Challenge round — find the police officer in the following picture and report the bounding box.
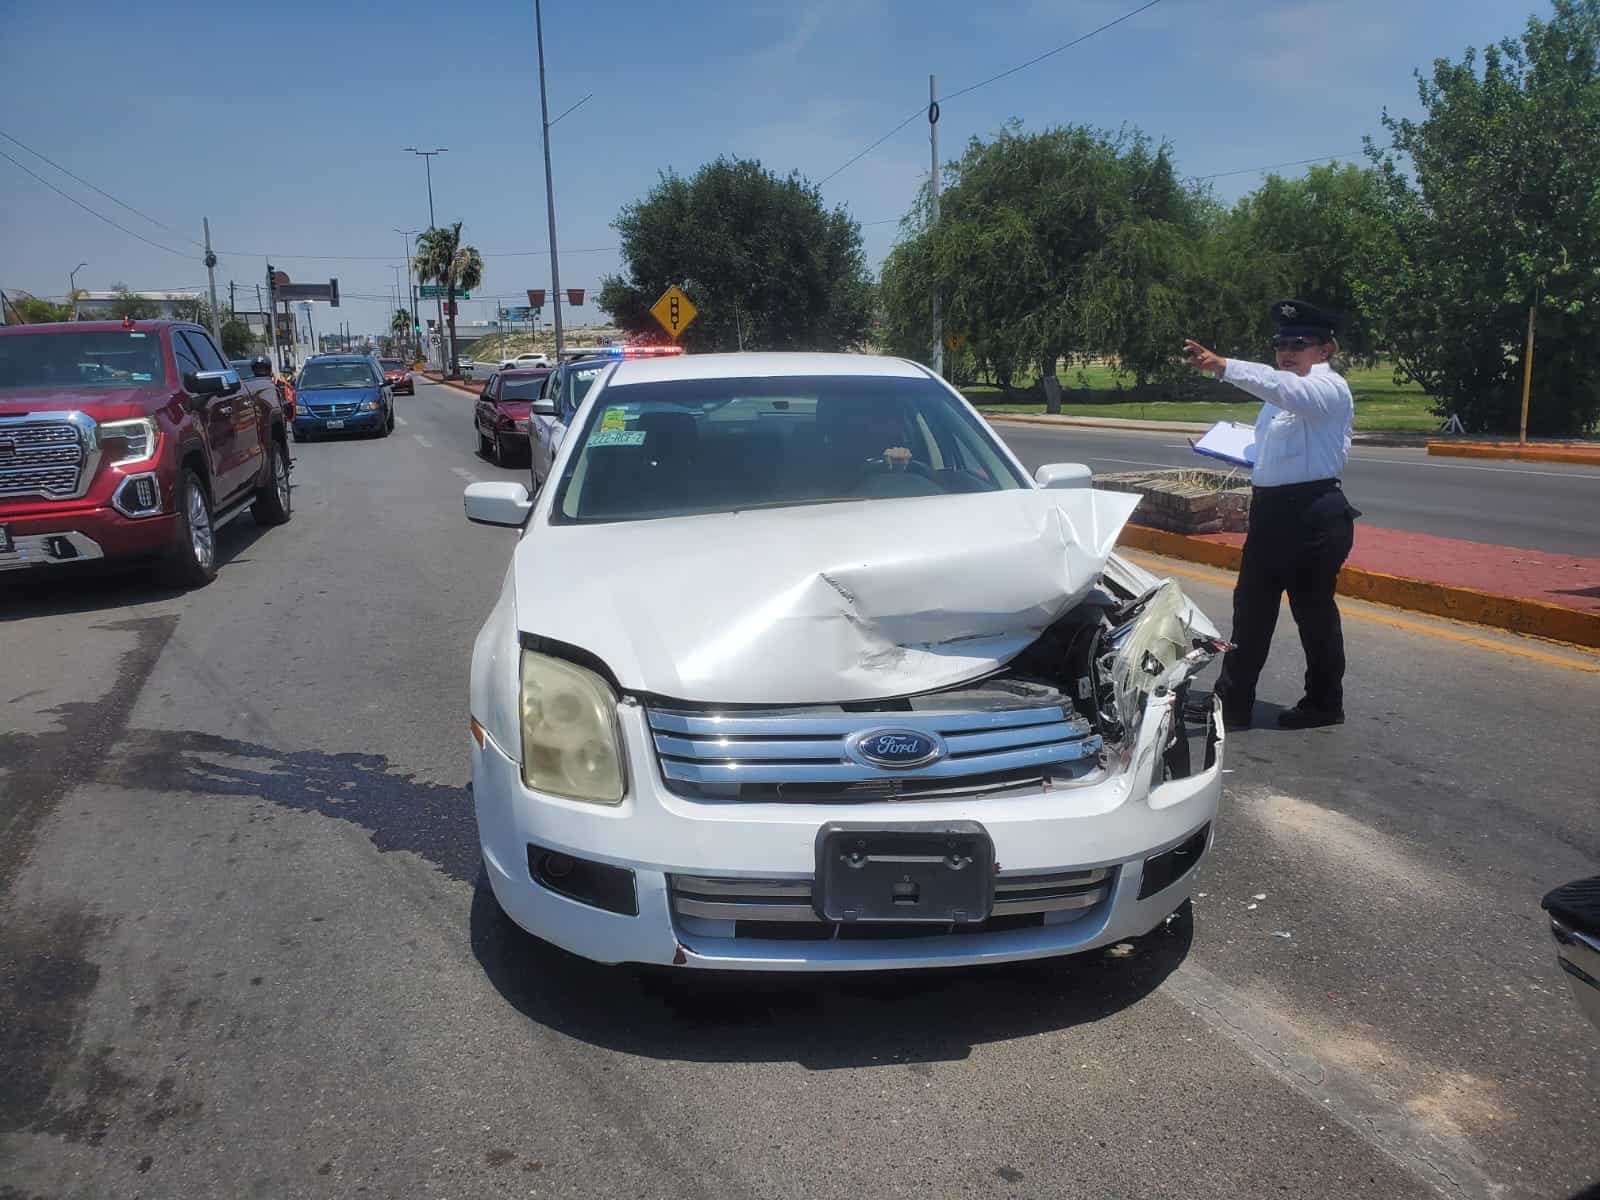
[1183,300,1360,730]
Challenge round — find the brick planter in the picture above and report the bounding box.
[1094,469,1252,535]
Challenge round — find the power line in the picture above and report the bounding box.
[817,0,1168,186]
[1190,152,1365,181]
[0,148,192,258]
[0,128,194,239]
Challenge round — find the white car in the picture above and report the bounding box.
[499,352,550,371]
[463,352,1225,972]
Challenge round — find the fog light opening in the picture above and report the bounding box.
[527,844,637,916]
[1138,823,1211,900]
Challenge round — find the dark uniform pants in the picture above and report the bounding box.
[1216,479,1358,716]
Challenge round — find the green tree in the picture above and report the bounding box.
[12,294,74,323]
[389,308,411,350]
[1220,164,1391,363]
[598,157,873,352]
[879,124,1203,407]
[415,222,484,378]
[108,284,157,321]
[1363,0,1600,435]
[220,318,254,358]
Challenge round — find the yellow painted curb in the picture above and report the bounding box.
[1427,441,1600,466]
[422,373,479,395]
[1115,524,1600,649]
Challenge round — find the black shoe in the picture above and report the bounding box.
[1277,703,1345,730]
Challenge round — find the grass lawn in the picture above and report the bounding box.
[965,362,1440,433]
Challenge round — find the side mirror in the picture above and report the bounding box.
[464,481,533,527]
[189,368,241,398]
[1035,462,1093,490]
[531,400,557,417]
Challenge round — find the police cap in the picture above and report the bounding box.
[1271,298,1338,341]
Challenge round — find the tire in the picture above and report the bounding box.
[478,429,493,459]
[165,468,218,588]
[386,406,396,433]
[252,438,292,527]
[492,431,507,467]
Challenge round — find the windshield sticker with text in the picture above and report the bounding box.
[589,429,646,447]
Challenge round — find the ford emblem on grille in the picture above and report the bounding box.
[847,728,946,770]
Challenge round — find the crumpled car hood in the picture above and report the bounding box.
[514,487,1143,705]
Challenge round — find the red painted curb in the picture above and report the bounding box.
[1116,524,1600,649]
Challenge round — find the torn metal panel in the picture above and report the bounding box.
[515,488,1143,704]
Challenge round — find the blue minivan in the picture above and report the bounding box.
[292,355,394,440]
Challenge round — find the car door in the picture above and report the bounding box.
[476,374,498,444]
[174,330,249,502]
[532,369,563,484]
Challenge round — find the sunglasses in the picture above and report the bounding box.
[1272,336,1326,352]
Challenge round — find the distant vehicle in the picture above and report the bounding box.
[461,351,1225,972]
[0,320,292,585]
[475,367,552,467]
[529,346,685,487]
[378,357,415,395]
[292,355,394,441]
[500,352,550,371]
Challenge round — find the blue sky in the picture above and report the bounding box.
[1,0,1532,337]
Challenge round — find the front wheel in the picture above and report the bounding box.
[165,468,218,588]
[252,438,292,526]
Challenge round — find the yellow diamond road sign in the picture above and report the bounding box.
[650,285,697,340]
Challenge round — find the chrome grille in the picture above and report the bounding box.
[0,417,89,499]
[669,867,1115,932]
[647,700,1103,802]
[302,401,361,418]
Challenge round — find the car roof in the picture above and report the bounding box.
[498,367,550,378]
[607,352,926,386]
[307,354,371,363]
[0,319,203,337]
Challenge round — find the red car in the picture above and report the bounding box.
[474,367,551,467]
[378,357,415,395]
[0,320,292,586]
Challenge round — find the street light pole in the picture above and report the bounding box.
[69,262,87,319]
[394,227,419,358]
[404,147,449,370]
[534,0,565,359]
[929,75,943,379]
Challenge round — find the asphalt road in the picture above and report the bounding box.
[994,422,1600,557]
[3,377,1597,1200]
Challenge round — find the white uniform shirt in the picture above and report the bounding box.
[1222,359,1353,487]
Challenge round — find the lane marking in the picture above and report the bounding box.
[396,416,408,427]
[450,466,479,482]
[413,434,433,448]
[1123,552,1600,674]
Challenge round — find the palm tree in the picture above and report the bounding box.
[390,308,412,356]
[414,222,484,378]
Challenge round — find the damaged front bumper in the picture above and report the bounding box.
[475,689,1225,972]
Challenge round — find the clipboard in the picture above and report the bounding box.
[1189,420,1256,468]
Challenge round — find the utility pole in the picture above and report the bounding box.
[265,265,279,373]
[1519,288,1539,445]
[929,75,943,378]
[255,284,266,362]
[404,148,449,370]
[202,219,222,343]
[395,227,418,356]
[229,281,236,316]
[535,0,565,359]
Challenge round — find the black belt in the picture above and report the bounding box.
[1251,478,1342,500]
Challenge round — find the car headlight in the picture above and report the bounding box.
[520,650,625,804]
[100,417,158,466]
[360,398,381,411]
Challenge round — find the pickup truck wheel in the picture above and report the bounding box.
[165,469,218,587]
[252,439,293,526]
[491,431,507,466]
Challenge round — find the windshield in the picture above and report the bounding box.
[378,359,404,370]
[0,330,166,390]
[500,376,548,401]
[551,374,1027,523]
[299,361,379,389]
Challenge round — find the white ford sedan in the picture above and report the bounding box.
[464,353,1225,972]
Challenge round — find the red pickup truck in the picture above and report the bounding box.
[0,319,293,586]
